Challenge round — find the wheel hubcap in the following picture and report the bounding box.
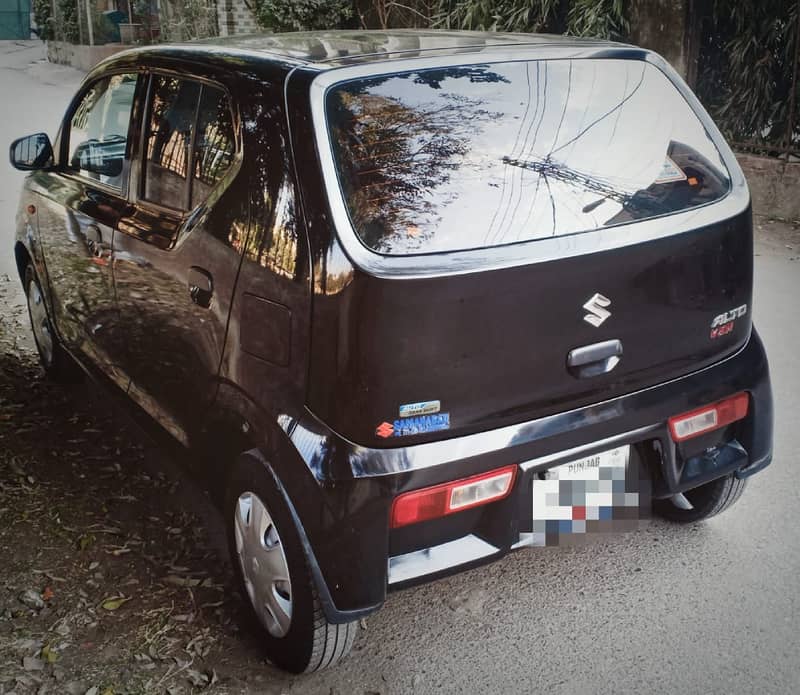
[234,492,292,638]
[27,280,54,367]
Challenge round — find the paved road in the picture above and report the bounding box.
[1,41,798,694]
[0,41,83,282]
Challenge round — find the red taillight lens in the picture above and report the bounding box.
[390,465,517,529]
[668,392,749,442]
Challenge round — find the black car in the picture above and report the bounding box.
[10,30,773,673]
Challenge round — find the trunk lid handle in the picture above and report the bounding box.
[567,339,623,379]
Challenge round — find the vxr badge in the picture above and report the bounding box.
[582,292,612,327]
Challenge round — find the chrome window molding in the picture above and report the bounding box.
[308,47,749,280]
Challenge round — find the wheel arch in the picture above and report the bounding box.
[14,240,32,283]
[237,447,381,625]
[204,382,384,624]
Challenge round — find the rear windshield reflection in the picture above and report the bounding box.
[326,60,730,255]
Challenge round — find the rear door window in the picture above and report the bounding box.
[142,77,236,211]
[325,59,731,255]
[190,86,236,209]
[143,76,202,209]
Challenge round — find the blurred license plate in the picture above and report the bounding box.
[531,445,640,546]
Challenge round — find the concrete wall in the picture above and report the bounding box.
[737,154,800,222]
[47,41,127,72]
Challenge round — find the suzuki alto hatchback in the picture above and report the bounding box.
[10,30,773,673]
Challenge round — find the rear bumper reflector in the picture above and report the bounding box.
[390,465,517,528]
[668,392,749,442]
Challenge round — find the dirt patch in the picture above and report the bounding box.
[0,274,298,694]
[754,216,800,260]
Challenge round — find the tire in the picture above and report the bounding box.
[225,452,357,673]
[654,473,747,523]
[23,264,76,382]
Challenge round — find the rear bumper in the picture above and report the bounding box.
[283,329,772,621]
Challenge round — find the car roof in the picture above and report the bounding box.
[111,29,631,71]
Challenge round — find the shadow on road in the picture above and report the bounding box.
[0,290,291,692]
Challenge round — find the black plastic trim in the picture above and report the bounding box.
[249,448,384,624]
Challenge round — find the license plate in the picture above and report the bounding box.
[531,445,641,546]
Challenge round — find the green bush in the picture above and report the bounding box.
[56,0,80,42]
[253,0,354,31]
[159,0,218,41]
[434,0,627,37]
[34,0,79,42]
[697,0,799,149]
[434,0,561,33]
[33,0,52,40]
[566,0,627,40]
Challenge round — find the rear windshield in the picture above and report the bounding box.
[325,59,731,255]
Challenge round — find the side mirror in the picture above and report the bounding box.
[70,137,125,178]
[9,133,54,171]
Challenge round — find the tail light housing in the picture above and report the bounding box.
[391,465,517,529]
[668,392,749,442]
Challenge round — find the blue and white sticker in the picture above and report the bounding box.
[376,413,450,438]
[394,413,450,437]
[399,400,441,418]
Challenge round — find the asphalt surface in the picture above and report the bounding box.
[1,41,798,694]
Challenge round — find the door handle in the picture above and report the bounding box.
[567,339,622,379]
[188,266,213,308]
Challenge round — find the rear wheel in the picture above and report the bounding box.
[225,453,356,673]
[24,264,75,382]
[654,473,747,523]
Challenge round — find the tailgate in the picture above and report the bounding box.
[303,54,752,445]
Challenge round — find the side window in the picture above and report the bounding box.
[67,73,137,189]
[142,76,236,211]
[191,86,236,209]
[143,76,201,209]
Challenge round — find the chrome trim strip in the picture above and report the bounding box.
[282,334,751,479]
[308,48,749,279]
[388,534,499,585]
[518,424,657,473]
[512,533,536,550]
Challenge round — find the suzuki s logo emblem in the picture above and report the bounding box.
[582,293,612,327]
[375,422,395,438]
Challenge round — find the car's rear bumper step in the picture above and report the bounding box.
[281,329,772,616]
[388,534,500,585]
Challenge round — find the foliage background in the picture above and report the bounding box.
[252,0,354,32]
[695,0,799,153]
[31,0,800,157]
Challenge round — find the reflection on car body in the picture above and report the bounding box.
[10,30,772,674]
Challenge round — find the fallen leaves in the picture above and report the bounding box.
[0,292,235,692]
[77,532,96,551]
[22,655,45,671]
[83,686,115,695]
[162,574,219,589]
[186,667,218,688]
[41,643,59,663]
[100,596,132,611]
[33,568,67,583]
[18,588,44,610]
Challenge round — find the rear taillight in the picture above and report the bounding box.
[390,465,517,529]
[668,393,749,442]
